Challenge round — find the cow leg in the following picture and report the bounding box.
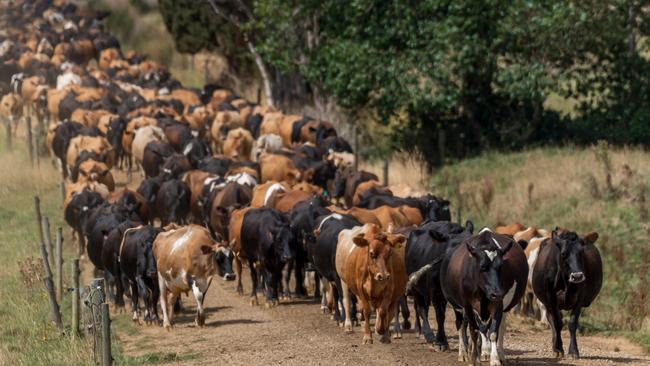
[294,251,307,297]
[282,260,293,300]
[537,298,549,327]
[414,293,434,343]
[340,280,353,333]
[497,312,507,363]
[233,256,243,295]
[433,297,449,351]
[136,276,150,324]
[360,298,373,344]
[319,277,329,314]
[113,267,126,310]
[547,304,564,358]
[313,270,321,301]
[392,304,402,340]
[76,229,85,257]
[150,278,161,325]
[131,280,140,324]
[414,300,422,336]
[265,267,280,307]
[399,296,411,330]
[466,312,481,366]
[168,292,180,326]
[377,302,394,343]
[248,259,259,306]
[190,277,206,327]
[158,275,172,330]
[458,315,469,363]
[487,309,504,366]
[567,307,582,359]
[480,331,491,362]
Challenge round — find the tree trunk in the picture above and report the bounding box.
[246,41,274,107]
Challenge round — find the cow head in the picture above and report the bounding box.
[352,225,405,283]
[200,242,235,281]
[332,169,347,198]
[421,194,451,221]
[265,224,293,263]
[551,229,598,284]
[466,231,513,302]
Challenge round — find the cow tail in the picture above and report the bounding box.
[405,257,443,295]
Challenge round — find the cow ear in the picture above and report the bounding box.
[352,234,368,247]
[464,220,474,234]
[389,234,406,248]
[200,244,214,255]
[583,232,598,245]
[466,242,479,257]
[517,240,528,251]
[500,240,513,254]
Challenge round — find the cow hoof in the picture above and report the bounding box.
[321,306,329,314]
[163,322,172,331]
[553,351,564,359]
[481,354,490,362]
[344,323,353,334]
[401,319,411,330]
[392,332,402,340]
[430,344,448,352]
[362,335,373,345]
[567,353,579,360]
[236,286,243,295]
[489,359,502,366]
[458,352,468,362]
[250,298,258,306]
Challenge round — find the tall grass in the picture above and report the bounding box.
[428,144,650,350]
[0,135,94,364]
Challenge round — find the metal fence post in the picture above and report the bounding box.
[101,303,112,366]
[71,259,80,337]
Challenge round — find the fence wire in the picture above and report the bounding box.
[82,279,105,364]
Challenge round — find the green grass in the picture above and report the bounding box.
[429,144,650,351]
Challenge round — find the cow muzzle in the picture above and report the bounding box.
[569,272,585,283]
[374,272,391,282]
[487,290,504,302]
[222,273,236,281]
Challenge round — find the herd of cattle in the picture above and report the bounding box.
[0,1,605,365]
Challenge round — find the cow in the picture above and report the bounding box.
[259,153,301,184]
[357,194,451,222]
[119,225,163,324]
[252,134,283,161]
[232,208,293,306]
[207,182,252,240]
[102,220,141,308]
[66,134,115,170]
[335,223,407,344]
[512,227,550,320]
[155,179,191,227]
[495,223,526,237]
[73,159,115,191]
[132,125,166,167]
[404,220,474,350]
[269,190,314,213]
[107,188,150,224]
[64,189,104,256]
[332,170,378,208]
[352,180,390,206]
[532,229,602,359]
[250,181,290,208]
[440,229,528,366]
[153,225,235,329]
[308,213,360,322]
[141,140,174,178]
[223,127,254,161]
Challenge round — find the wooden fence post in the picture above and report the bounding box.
[71,259,80,337]
[55,227,63,302]
[34,196,45,247]
[101,303,112,366]
[59,182,66,203]
[382,160,389,186]
[26,116,34,166]
[42,217,53,268]
[41,243,63,331]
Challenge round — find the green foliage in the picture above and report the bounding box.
[158,0,221,54]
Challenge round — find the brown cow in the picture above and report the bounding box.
[182,170,220,221]
[250,181,291,208]
[153,225,234,329]
[495,223,526,237]
[0,93,22,136]
[75,160,115,191]
[292,181,323,195]
[228,207,253,295]
[107,188,149,224]
[66,135,115,169]
[260,111,283,136]
[223,128,254,161]
[278,114,303,147]
[259,154,301,184]
[335,224,407,344]
[269,190,313,213]
[352,180,390,207]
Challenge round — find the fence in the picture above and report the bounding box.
[82,278,112,365]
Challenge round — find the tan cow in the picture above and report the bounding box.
[223,128,254,161]
[210,110,242,152]
[335,224,407,344]
[132,125,166,164]
[514,227,551,325]
[228,207,254,295]
[269,190,313,213]
[251,181,291,208]
[153,225,233,329]
[495,223,526,237]
[75,160,115,191]
[260,111,283,136]
[259,154,301,184]
[0,93,23,135]
[66,135,115,169]
[278,114,304,147]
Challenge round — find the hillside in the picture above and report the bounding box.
[429,144,650,348]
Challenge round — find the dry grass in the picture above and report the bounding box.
[360,152,428,191]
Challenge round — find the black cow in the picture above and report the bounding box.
[240,208,294,307]
[52,121,84,178]
[119,225,163,324]
[101,220,141,308]
[197,156,233,176]
[358,194,451,222]
[155,178,190,227]
[207,181,252,241]
[306,213,360,323]
[64,190,104,256]
[532,229,602,359]
[441,229,528,366]
[106,117,128,170]
[84,204,136,273]
[136,176,164,225]
[285,196,331,298]
[160,153,192,179]
[321,136,353,154]
[332,170,378,208]
[69,150,105,182]
[404,220,473,350]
